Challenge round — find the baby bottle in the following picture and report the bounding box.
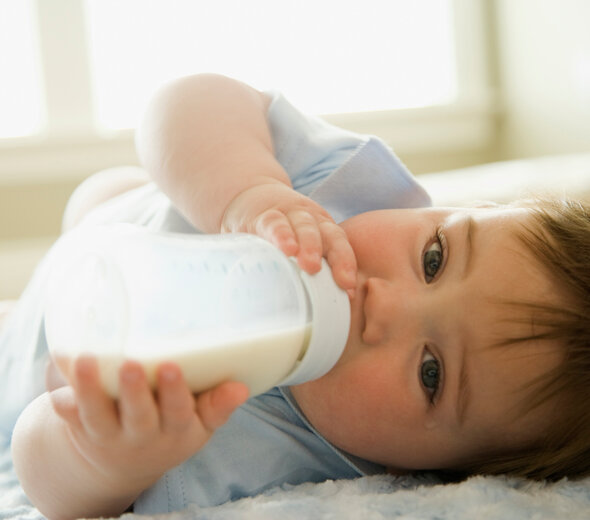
[44,224,350,397]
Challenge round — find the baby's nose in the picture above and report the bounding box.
[362,277,405,345]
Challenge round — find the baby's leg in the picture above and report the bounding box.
[62,166,150,232]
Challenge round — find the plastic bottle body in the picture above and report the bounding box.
[44,224,350,397]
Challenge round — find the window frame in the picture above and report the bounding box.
[0,0,496,184]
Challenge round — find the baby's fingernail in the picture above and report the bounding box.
[311,252,322,265]
[284,237,297,251]
[122,365,142,383]
[300,252,321,271]
[345,268,357,284]
[160,365,179,382]
[347,288,356,300]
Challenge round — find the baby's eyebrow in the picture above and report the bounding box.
[455,215,476,425]
[461,216,477,280]
[457,352,471,426]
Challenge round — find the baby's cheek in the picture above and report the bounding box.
[333,357,402,419]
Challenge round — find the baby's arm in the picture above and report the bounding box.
[136,73,356,291]
[11,358,248,520]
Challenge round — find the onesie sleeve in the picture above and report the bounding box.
[265,91,367,196]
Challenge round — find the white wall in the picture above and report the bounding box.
[494,0,590,159]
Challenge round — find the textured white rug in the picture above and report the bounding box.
[84,474,590,520]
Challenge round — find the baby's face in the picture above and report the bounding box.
[291,206,562,472]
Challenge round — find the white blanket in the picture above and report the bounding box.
[3,436,590,520]
[94,474,590,520]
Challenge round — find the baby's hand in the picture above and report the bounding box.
[49,357,248,491]
[222,183,357,293]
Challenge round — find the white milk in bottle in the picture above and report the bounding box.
[44,224,350,397]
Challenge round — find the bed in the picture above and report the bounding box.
[2,152,590,520]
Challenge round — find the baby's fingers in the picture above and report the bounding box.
[50,385,82,429]
[319,220,357,293]
[254,209,299,258]
[194,381,249,434]
[72,356,120,439]
[156,362,199,434]
[288,210,324,274]
[118,361,159,437]
[252,206,356,292]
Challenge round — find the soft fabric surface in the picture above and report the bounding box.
[4,434,590,520]
[88,475,590,520]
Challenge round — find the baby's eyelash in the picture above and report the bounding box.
[436,227,448,259]
[420,348,442,404]
[423,227,447,283]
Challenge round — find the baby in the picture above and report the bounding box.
[7,74,590,519]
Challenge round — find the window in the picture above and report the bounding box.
[0,1,44,138]
[0,0,494,181]
[84,0,457,131]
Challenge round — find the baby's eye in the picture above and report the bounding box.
[423,239,443,282]
[420,350,441,403]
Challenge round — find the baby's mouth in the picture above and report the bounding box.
[344,276,367,347]
[359,278,386,345]
[358,278,371,343]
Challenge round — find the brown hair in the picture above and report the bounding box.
[450,197,590,481]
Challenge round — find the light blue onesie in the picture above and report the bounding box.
[0,91,431,515]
